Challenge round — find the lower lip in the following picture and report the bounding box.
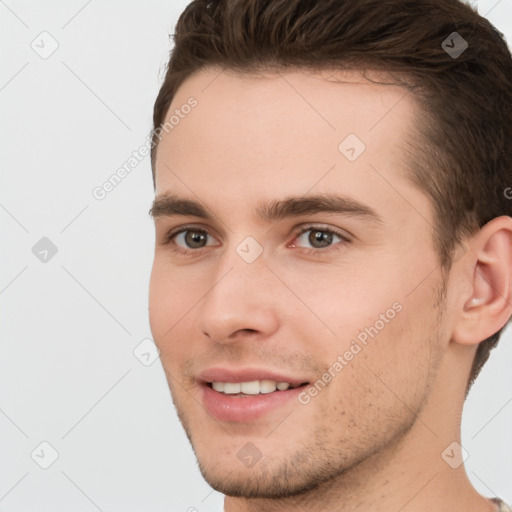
[201,383,307,423]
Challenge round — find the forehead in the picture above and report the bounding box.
[154,67,429,227]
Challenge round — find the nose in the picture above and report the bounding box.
[196,254,280,344]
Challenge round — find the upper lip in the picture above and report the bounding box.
[198,367,310,387]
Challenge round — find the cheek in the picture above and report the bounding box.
[301,264,438,396]
[346,284,442,401]
[148,260,204,332]
[279,261,402,343]
[148,264,171,339]
[315,308,437,438]
[148,261,216,375]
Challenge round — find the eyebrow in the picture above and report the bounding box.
[149,193,383,225]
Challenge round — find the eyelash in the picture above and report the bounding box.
[162,224,350,256]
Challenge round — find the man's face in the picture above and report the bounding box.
[149,67,448,498]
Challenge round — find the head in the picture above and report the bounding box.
[148,0,512,501]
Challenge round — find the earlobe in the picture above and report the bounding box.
[453,216,512,346]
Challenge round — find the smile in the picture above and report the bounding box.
[209,379,303,395]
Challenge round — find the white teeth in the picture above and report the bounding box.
[240,381,260,395]
[212,382,225,392]
[211,380,294,394]
[260,379,277,394]
[223,382,241,394]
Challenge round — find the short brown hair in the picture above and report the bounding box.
[151,0,512,391]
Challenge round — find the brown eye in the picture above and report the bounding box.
[293,226,347,251]
[308,230,334,248]
[170,229,214,249]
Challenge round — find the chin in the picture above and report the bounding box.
[192,443,347,499]
[197,464,325,499]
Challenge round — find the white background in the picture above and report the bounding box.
[0,1,511,510]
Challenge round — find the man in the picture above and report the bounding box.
[148,0,512,510]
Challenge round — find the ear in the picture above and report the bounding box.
[452,216,512,346]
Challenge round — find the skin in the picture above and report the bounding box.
[149,66,512,512]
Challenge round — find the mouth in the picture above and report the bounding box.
[198,371,311,422]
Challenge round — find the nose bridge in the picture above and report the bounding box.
[210,233,269,299]
[196,239,279,342]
